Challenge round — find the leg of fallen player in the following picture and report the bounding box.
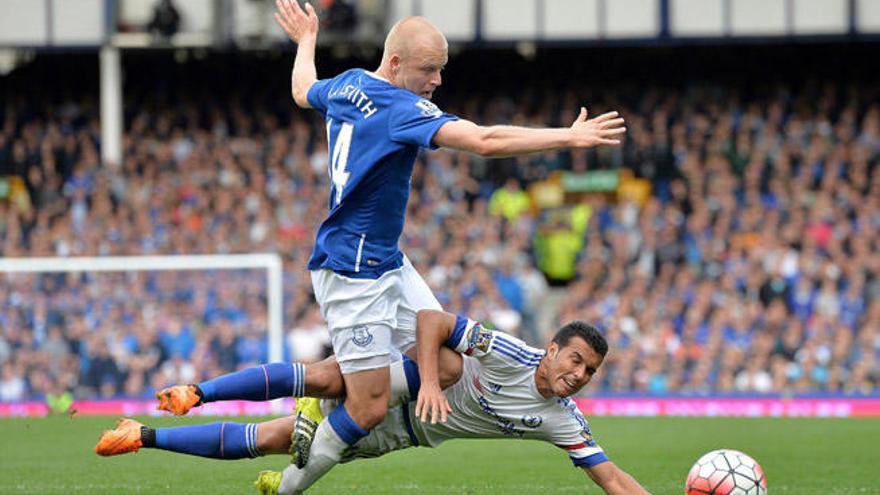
[155,357,345,415]
[95,415,297,458]
[155,347,462,416]
[96,355,435,460]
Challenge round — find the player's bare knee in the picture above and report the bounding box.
[340,364,391,428]
[363,400,389,428]
[438,349,463,389]
[439,365,462,389]
[346,396,389,429]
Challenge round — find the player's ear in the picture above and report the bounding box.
[547,341,559,359]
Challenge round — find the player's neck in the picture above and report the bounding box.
[374,66,396,85]
[534,360,553,399]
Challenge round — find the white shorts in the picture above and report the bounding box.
[315,358,418,412]
[310,255,441,374]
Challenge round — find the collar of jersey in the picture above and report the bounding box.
[364,70,390,83]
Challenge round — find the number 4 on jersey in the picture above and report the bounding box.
[327,119,353,207]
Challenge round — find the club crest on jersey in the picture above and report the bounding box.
[466,323,493,353]
[416,99,442,118]
[351,326,373,347]
[522,414,543,429]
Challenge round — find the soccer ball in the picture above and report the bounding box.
[685,449,767,495]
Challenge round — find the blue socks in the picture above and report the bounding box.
[154,422,262,459]
[198,363,305,402]
[327,404,369,446]
[143,364,309,460]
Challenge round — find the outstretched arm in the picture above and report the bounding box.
[584,462,652,495]
[274,0,319,108]
[432,107,625,157]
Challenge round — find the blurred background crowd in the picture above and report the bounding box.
[0,45,878,402]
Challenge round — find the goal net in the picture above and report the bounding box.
[0,254,283,407]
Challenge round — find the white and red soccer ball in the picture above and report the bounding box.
[685,449,767,495]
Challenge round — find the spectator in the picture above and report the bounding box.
[0,52,876,400]
[147,0,181,40]
[489,178,531,222]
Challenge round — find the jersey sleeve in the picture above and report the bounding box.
[306,78,334,112]
[445,315,490,355]
[388,97,458,149]
[444,315,544,370]
[550,398,609,468]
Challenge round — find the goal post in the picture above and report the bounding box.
[0,254,285,364]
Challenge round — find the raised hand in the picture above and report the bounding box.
[274,0,319,45]
[571,107,627,148]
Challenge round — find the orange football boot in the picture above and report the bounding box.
[95,418,144,456]
[155,384,201,415]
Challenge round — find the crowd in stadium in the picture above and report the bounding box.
[0,55,878,402]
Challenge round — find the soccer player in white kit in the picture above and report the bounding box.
[264,310,651,495]
[94,311,649,494]
[273,0,626,488]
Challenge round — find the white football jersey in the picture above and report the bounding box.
[409,316,608,468]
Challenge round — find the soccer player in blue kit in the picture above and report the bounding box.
[272,0,627,488]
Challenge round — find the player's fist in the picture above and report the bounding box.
[274,0,319,44]
[570,107,626,148]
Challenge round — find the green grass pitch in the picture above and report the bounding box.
[1,415,877,494]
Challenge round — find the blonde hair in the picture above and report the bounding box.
[381,16,447,65]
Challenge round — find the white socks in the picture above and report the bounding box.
[278,420,348,494]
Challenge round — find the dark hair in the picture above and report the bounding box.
[552,321,608,356]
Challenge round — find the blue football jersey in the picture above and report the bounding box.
[306,68,458,278]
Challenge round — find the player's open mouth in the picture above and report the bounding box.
[562,377,577,390]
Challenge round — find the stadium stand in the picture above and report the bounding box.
[0,45,877,400]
